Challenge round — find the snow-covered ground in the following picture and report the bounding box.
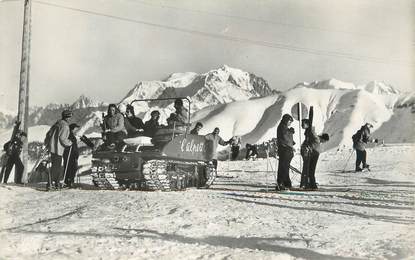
[0,144,414,259]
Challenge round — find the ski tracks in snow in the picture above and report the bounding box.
[0,144,414,259]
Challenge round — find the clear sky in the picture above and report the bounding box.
[0,0,414,111]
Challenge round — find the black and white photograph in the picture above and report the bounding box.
[0,0,414,259]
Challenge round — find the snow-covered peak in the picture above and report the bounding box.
[295,79,356,91]
[205,65,253,92]
[358,81,400,95]
[295,79,401,96]
[121,81,167,107]
[71,95,107,109]
[163,72,199,88]
[45,103,66,110]
[120,66,273,116]
[395,92,415,108]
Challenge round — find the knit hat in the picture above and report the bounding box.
[62,109,73,119]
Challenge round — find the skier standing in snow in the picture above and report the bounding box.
[276,114,295,191]
[2,131,26,184]
[103,104,127,147]
[63,123,80,188]
[124,104,145,138]
[352,123,377,172]
[205,127,230,171]
[190,122,203,135]
[47,110,73,189]
[300,119,329,190]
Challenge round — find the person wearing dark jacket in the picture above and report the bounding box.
[245,143,258,160]
[230,136,241,161]
[353,123,377,172]
[300,119,329,190]
[190,122,203,135]
[0,149,8,183]
[124,105,145,138]
[143,110,161,137]
[276,114,295,190]
[3,131,26,184]
[63,124,80,188]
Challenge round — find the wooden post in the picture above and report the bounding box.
[18,0,32,183]
[297,102,302,172]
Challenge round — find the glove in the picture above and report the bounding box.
[289,127,295,134]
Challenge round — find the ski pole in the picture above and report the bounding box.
[62,145,72,187]
[342,149,354,173]
[47,165,52,190]
[266,150,269,192]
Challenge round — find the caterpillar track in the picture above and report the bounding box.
[92,159,216,191]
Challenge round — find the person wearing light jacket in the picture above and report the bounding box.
[48,110,73,189]
[205,127,229,171]
[103,104,127,147]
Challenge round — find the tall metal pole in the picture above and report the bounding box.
[18,0,32,183]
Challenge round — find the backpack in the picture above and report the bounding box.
[44,122,59,150]
[352,130,362,144]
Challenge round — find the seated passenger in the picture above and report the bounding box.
[124,104,145,138]
[190,122,203,135]
[166,113,176,127]
[143,110,161,137]
[168,99,189,130]
[103,104,127,146]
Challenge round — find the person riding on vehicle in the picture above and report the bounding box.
[143,110,161,137]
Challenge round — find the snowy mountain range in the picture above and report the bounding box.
[194,78,414,151]
[0,66,413,151]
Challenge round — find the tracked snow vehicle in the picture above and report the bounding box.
[91,97,215,191]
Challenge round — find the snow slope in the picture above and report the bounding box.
[195,79,411,151]
[0,144,413,259]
